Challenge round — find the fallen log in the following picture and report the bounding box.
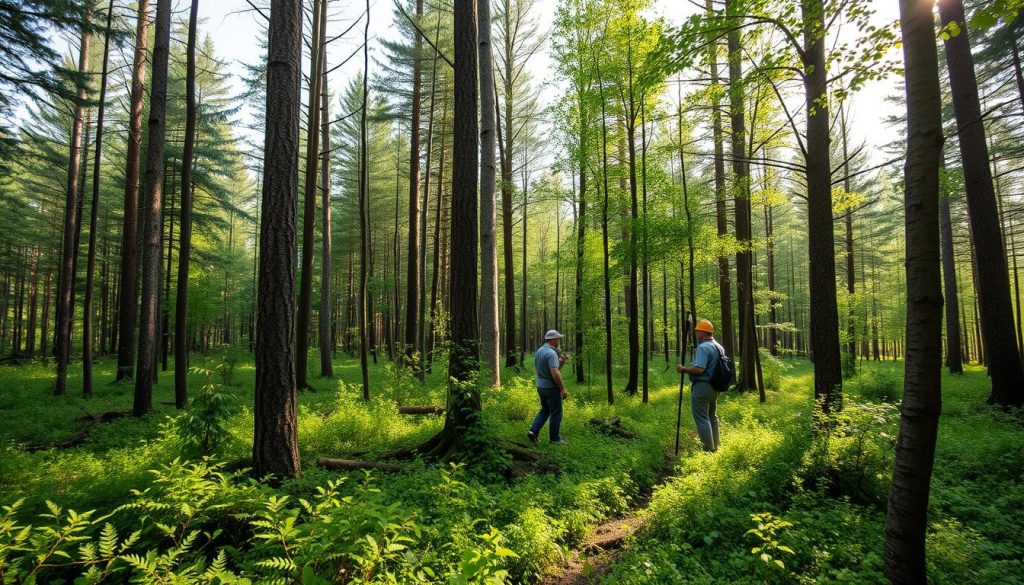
[589,418,637,439]
[398,405,445,415]
[74,411,129,423]
[316,458,403,472]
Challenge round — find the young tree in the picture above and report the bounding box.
[885,0,944,578]
[253,0,303,479]
[133,0,172,416]
[319,24,333,378]
[404,0,424,369]
[938,0,1024,407]
[357,0,372,400]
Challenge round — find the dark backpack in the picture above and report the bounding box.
[706,342,733,392]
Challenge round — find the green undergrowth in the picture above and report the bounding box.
[0,350,693,583]
[606,361,1024,584]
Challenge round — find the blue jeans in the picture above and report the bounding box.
[530,386,563,442]
[691,381,720,452]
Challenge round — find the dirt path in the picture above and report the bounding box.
[540,443,696,584]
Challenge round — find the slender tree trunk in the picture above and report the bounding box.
[358,0,372,400]
[319,36,334,378]
[116,0,150,383]
[26,247,39,356]
[54,9,92,395]
[173,0,199,409]
[939,175,963,373]
[640,97,650,402]
[841,107,857,367]
[500,7,517,368]
[801,0,843,412]
[83,0,115,398]
[596,54,613,405]
[574,106,587,383]
[939,0,1024,406]
[479,0,500,387]
[404,0,424,369]
[296,0,325,390]
[253,0,303,480]
[428,100,448,371]
[419,22,442,380]
[885,0,944,578]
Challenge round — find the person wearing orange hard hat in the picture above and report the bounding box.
[677,319,726,452]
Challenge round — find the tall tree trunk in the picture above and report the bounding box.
[885,0,944,578]
[479,0,500,387]
[801,0,843,412]
[500,5,517,368]
[429,0,481,456]
[939,0,1024,406]
[640,97,650,402]
[116,0,150,383]
[405,0,424,368]
[54,8,92,395]
[427,99,449,372]
[841,107,857,367]
[319,34,334,378]
[939,166,963,373]
[26,247,39,356]
[358,0,372,400]
[133,0,172,415]
[173,0,199,409]
[83,0,115,398]
[253,0,303,480]
[419,26,442,380]
[296,0,325,390]
[596,53,613,405]
[707,0,734,358]
[727,11,760,395]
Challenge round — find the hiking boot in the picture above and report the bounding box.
[527,431,538,444]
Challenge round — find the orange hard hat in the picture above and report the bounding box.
[695,319,714,333]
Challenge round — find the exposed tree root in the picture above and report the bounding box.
[589,417,637,439]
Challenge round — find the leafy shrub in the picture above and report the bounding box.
[759,348,791,392]
[502,507,564,582]
[846,369,902,403]
[449,527,517,585]
[799,400,898,506]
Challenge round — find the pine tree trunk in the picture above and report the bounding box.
[404,0,424,369]
[173,0,199,409]
[84,0,115,398]
[116,0,150,383]
[939,0,1024,406]
[54,10,91,395]
[296,0,325,390]
[133,0,172,415]
[319,36,334,378]
[501,7,517,368]
[939,181,963,373]
[479,0,500,387]
[252,0,303,480]
[358,0,372,400]
[885,0,944,578]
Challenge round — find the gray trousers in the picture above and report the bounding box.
[691,381,720,452]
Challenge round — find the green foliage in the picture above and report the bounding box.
[176,365,234,456]
[745,512,796,580]
[449,527,517,585]
[846,368,902,403]
[758,348,790,392]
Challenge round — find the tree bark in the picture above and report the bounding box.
[54,7,91,396]
[885,0,944,578]
[252,0,303,479]
[115,0,150,383]
[939,0,1024,406]
[939,170,963,373]
[358,0,372,400]
[405,0,424,369]
[596,52,613,405]
[479,0,500,387]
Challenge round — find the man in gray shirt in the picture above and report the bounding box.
[677,319,725,452]
[528,330,569,444]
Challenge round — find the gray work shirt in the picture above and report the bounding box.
[534,344,560,389]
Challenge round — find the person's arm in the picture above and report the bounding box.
[676,344,709,376]
[551,367,568,398]
[676,364,705,376]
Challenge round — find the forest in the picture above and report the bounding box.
[0,0,1023,582]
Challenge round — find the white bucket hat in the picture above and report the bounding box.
[544,329,564,340]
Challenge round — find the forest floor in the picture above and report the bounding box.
[1,351,1022,583]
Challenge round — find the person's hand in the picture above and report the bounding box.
[559,354,569,366]
[676,364,686,374]
[561,389,569,399]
